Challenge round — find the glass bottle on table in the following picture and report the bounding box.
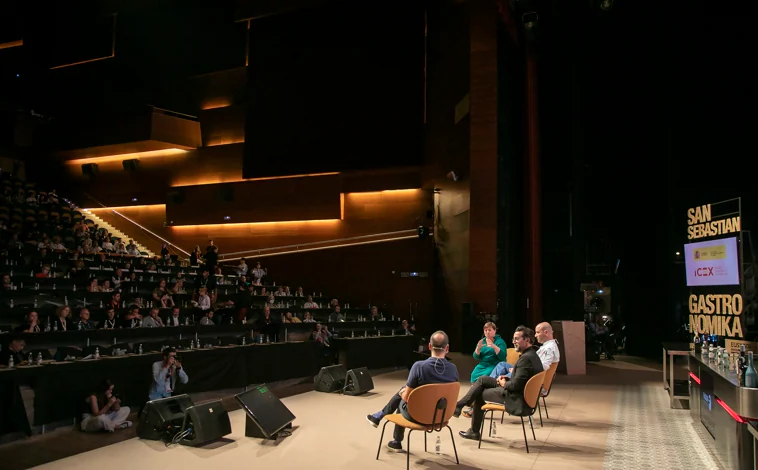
[745,352,758,388]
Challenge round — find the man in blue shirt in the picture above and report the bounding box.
[366,330,459,452]
[149,348,189,400]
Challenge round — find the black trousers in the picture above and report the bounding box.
[456,376,506,431]
[381,391,415,442]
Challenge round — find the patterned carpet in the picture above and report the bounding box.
[604,384,721,470]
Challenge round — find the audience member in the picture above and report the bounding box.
[142,308,165,328]
[15,311,41,333]
[0,338,26,366]
[329,305,344,322]
[77,308,95,330]
[149,348,189,400]
[81,379,132,433]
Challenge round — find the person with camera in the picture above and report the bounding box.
[81,379,132,432]
[148,348,189,400]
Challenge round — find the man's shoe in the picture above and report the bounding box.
[387,440,403,452]
[453,406,462,418]
[458,429,481,441]
[366,411,384,428]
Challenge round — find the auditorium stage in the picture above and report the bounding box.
[28,359,621,470]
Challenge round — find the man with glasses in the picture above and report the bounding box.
[148,347,189,400]
[454,326,543,440]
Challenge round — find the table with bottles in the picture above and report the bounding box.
[689,342,758,470]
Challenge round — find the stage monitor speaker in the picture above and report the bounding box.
[235,384,295,440]
[122,159,139,171]
[344,367,374,396]
[179,400,231,446]
[81,163,99,176]
[137,394,194,441]
[314,364,347,393]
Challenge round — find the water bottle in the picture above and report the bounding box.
[351,331,355,338]
[52,283,56,290]
[64,296,68,306]
[53,322,58,331]
[435,436,441,455]
[230,317,234,325]
[242,336,246,345]
[73,284,77,292]
[36,352,42,365]
[8,356,14,368]
[9,299,13,308]
[30,270,33,277]
[185,317,189,326]
[19,281,23,288]
[190,340,195,350]
[138,344,143,355]
[746,352,758,388]
[27,353,33,364]
[491,421,497,437]
[266,335,270,344]
[33,298,37,308]
[122,301,126,308]
[77,322,82,331]
[95,347,100,359]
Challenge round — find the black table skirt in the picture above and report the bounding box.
[0,335,417,435]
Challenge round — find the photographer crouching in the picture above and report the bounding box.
[149,348,189,400]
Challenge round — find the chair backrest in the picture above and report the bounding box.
[405,382,461,429]
[542,362,558,395]
[523,371,547,409]
[506,348,520,365]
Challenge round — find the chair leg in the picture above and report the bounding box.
[520,417,530,453]
[406,430,413,470]
[542,396,549,419]
[424,431,427,452]
[478,411,488,449]
[446,426,460,464]
[488,412,493,437]
[537,401,543,427]
[529,415,536,440]
[376,420,390,460]
[500,410,505,424]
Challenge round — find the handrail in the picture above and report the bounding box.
[75,193,190,256]
[219,229,418,258]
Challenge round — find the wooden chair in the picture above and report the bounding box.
[538,362,559,421]
[505,347,521,366]
[478,370,546,453]
[376,382,460,470]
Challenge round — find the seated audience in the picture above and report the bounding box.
[302,311,316,323]
[54,305,73,331]
[123,306,143,328]
[102,308,118,329]
[15,311,41,333]
[0,338,26,366]
[397,319,416,335]
[149,348,189,400]
[199,310,215,326]
[196,287,211,311]
[142,308,165,328]
[77,308,95,330]
[455,326,543,441]
[236,258,248,276]
[366,331,459,453]
[328,305,344,322]
[81,379,132,432]
[250,261,267,284]
[165,306,185,326]
[284,311,301,323]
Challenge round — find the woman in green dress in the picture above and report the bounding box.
[463,321,507,417]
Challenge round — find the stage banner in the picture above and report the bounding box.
[686,199,746,339]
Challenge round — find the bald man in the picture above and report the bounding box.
[489,322,560,378]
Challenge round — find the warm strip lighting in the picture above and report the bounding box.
[0,39,23,50]
[66,149,187,166]
[111,209,190,256]
[221,234,424,261]
[205,137,245,147]
[201,99,232,110]
[171,219,340,229]
[715,398,749,424]
[688,372,700,385]
[172,172,340,188]
[340,193,345,220]
[345,189,421,196]
[86,204,166,212]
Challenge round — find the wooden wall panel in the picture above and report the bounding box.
[166,174,342,225]
[89,188,431,257]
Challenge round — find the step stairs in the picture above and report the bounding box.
[78,208,155,258]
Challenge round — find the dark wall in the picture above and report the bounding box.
[243,0,425,178]
[426,0,471,347]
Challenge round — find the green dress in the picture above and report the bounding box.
[470,334,508,382]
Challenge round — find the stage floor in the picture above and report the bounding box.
[29,360,622,470]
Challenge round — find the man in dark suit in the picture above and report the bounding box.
[455,325,543,440]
